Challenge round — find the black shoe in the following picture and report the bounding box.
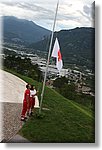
[21,117,26,121]
[27,112,30,116]
[24,117,28,119]
[30,112,33,116]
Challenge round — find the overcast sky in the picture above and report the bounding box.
[0,0,94,31]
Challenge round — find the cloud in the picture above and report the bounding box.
[0,1,54,14]
[83,5,91,15]
[0,0,94,30]
[0,1,16,6]
[17,2,54,14]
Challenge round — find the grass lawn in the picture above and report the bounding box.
[4,69,95,143]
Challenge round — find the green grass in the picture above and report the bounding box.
[4,69,95,143]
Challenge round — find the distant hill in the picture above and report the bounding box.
[30,27,95,70]
[3,16,95,70]
[3,16,51,44]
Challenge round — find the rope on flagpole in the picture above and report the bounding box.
[39,0,59,114]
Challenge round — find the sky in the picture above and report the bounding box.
[0,0,94,31]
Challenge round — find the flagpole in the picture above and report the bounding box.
[39,0,59,114]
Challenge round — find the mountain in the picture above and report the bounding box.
[3,16,51,44]
[3,16,95,70]
[30,27,95,70]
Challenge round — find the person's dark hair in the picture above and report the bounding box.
[30,85,34,90]
[26,84,29,89]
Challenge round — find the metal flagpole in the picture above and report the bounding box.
[39,0,59,114]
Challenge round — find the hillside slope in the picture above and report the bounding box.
[19,85,94,142]
[8,71,94,143]
[4,69,94,142]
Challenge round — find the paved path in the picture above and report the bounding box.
[0,70,26,103]
[8,134,30,143]
[0,70,26,142]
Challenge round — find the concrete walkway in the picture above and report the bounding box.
[0,70,26,103]
[8,134,30,143]
[0,70,27,142]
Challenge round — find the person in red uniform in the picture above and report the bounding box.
[21,84,30,121]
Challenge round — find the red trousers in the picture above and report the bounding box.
[30,97,35,109]
[21,100,31,117]
[21,98,35,117]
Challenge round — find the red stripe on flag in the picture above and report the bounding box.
[58,50,62,61]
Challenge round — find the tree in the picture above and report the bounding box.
[4,55,43,81]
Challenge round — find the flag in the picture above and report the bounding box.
[51,38,63,72]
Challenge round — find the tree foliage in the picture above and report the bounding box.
[4,55,43,81]
[53,77,94,109]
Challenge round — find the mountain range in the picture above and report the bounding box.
[3,16,51,44]
[30,27,95,70]
[3,16,95,70]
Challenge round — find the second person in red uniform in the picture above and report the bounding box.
[21,84,30,121]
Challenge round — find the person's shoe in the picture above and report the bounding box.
[24,117,28,119]
[21,117,25,121]
[30,111,33,116]
[27,112,30,116]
